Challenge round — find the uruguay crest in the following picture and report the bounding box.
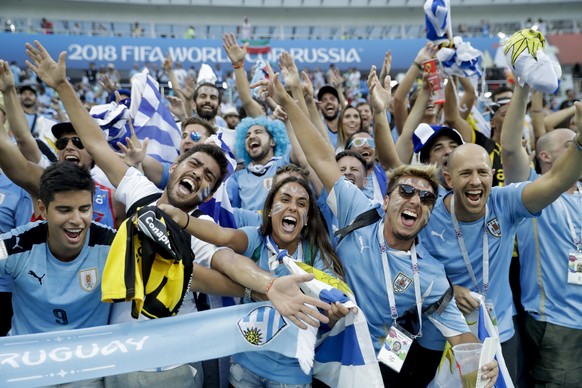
[79,268,98,292]
[486,218,502,238]
[393,272,413,293]
[237,305,287,346]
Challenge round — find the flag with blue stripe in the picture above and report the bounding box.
[428,293,514,388]
[283,256,383,387]
[129,71,181,164]
[89,102,130,150]
[424,0,451,43]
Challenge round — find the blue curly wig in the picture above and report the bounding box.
[234,116,290,167]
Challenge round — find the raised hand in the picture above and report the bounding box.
[367,65,392,113]
[378,51,392,85]
[415,42,438,65]
[162,54,174,72]
[301,71,314,101]
[117,121,149,168]
[222,33,247,66]
[0,60,16,93]
[166,95,187,120]
[279,51,301,91]
[250,62,288,106]
[25,40,67,90]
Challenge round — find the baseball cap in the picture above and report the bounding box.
[51,122,76,139]
[317,85,339,101]
[19,84,37,95]
[222,106,239,117]
[412,124,464,164]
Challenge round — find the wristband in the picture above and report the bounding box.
[181,213,190,230]
[413,61,423,70]
[233,61,244,69]
[244,287,253,302]
[264,277,277,294]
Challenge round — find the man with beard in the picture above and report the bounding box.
[229,116,291,211]
[317,84,341,148]
[193,82,233,149]
[27,40,329,386]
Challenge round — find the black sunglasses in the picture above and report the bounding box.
[393,183,436,206]
[55,136,84,151]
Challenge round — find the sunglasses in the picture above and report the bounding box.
[348,137,375,149]
[190,131,201,142]
[55,136,84,151]
[393,183,436,206]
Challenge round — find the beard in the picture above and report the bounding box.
[196,104,219,121]
[322,110,339,121]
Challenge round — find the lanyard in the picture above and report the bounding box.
[450,195,490,296]
[378,222,423,338]
[556,182,582,252]
[266,235,303,272]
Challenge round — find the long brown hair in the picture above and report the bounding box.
[260,176,345,280]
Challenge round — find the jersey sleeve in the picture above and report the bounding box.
[115,167,163,213]
[326,177,381,229]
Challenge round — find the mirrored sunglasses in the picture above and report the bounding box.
[395,183,436,206]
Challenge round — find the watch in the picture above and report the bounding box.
[244,287,253,303]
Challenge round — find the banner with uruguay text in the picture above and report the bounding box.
[0,302,314,387]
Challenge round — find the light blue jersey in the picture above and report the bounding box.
[226,153,291,211]
[0,222,115,335]
[519,171,582,329]
[233,207,262,228]
[362,164,387,204]
[233,227,323,384]
[419,183,536,348]
[327,178,469,353]
[0,174,33,292]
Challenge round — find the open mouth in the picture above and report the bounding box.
[281,216,297,233]
[465,190,483,205]
[179,177,196,195]
[64,155,80,164]
[64,228,83,243]
[400,210,418,227]
[361,150,371,158]
[248,140,260,152]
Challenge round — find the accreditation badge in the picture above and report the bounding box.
[377,324,413,373]
[567,251,582,285]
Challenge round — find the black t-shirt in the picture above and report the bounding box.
[473,130,504,187]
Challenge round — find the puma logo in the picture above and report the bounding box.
[358,236,370,253]
[13,236,22,250]
[28,270,45,285]
[431,229,446,242]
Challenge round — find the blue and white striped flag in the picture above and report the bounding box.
[283,257,383,388]
[89,101,130,151]
[424,0,452,44]
[129,71,181,164]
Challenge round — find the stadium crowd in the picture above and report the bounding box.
[0,20,580,388]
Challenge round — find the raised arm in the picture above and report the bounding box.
[443,76,473,142]
[158,203,248,254]
[0,60,42,163]
[368,65,402,170]
[457,76,477,120]
[522,101,582,214]
[262,64,341,193]
[392,43,437,134]
[0,120,43,198]
[25,40,129,187]
[396,83,429,163]
[544,105,575,131]
[222,33,263,118]
[530,91,546,144]
[500,83,531,183]
[302,71,332,148]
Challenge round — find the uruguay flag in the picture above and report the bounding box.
[283,257,383,388]
[424,0,451,44]
[129,71,182,164]
[89,101,130,150]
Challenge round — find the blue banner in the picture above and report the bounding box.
[0,302,313,387]
[0,33,498,71]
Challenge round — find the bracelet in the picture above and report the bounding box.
[413,61,423,70]
[244,287,253,302]
[233,61,244,69]
[181,213,190,230]
[264,277,277,294]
